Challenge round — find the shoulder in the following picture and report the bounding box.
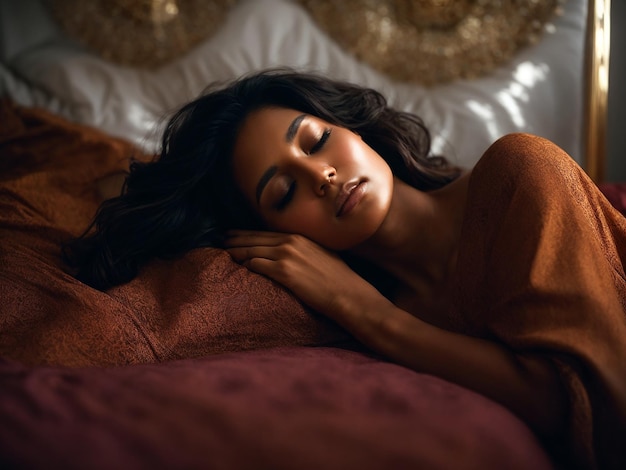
[469,133,587,206]
[462,133,599,242]
[473,133,580,185]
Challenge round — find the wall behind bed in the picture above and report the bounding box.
[0,0,597,176]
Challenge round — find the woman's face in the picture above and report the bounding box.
[232,107,393,250]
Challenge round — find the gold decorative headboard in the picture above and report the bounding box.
[584,0,611,183]
[295,0,562,87]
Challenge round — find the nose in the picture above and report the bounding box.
[298,160,336,196]
[318,165,336,195]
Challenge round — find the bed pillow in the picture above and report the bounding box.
[107,249,349,360]
[3,0,587,167]
[0,101,348,367]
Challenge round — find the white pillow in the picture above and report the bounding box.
[1,0,586,168]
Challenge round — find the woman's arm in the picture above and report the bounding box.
[348,294,567,440]
[226,230,567,441]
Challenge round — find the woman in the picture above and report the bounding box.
[66,69,625,469]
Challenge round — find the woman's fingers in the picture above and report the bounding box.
[226,245,280,262]
[226,244,300,285]
[225,231,306,268]
[224,230,290,248]
[224,230,385,322]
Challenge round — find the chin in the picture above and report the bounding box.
[326,222,383,252]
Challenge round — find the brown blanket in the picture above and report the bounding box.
[0,100,347,366]
[452,134,626,469]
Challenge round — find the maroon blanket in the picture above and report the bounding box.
[0,347,553,470]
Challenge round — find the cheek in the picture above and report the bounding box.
[344,139,392,187]
[235,173,257,208]
[268,202,327,235]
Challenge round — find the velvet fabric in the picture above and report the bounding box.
[451,134,626,469]
[0,347,553,470]
[598,182,626,217]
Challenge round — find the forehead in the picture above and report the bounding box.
[235,105,315,156]
[232,107,303,198]
[234,107,300,162]
[240,106,304,137]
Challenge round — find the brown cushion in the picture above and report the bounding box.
[0,100,347,366]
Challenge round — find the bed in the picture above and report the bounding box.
[0,0,616,468]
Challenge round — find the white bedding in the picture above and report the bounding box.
[0,0,586,168]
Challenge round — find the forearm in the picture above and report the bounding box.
[335,295,567,440]
[226,231,566,438]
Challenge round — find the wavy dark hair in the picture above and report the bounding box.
[65,69,462,290]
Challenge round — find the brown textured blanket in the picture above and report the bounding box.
[0,100,347,366]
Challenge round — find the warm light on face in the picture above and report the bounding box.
[231,107,394,250]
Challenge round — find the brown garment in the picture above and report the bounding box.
[452,134,626,469]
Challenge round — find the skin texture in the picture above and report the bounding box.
[232,107,394,251]
[225,106,567,445]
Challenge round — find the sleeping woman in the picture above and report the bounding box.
[65,69,626,469]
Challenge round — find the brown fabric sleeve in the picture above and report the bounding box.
[454,133,626,469]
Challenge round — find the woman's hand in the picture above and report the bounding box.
[224,230,388,325]
[227,230,566,439]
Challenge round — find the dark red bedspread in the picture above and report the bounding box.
[0,346,553,470]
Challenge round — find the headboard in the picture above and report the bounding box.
[0,0,610,181]
[584,0,611,182]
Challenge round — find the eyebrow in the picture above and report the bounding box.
[255,113,307,205]
[286,113,307,143]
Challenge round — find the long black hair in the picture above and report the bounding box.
[65,69,462,290]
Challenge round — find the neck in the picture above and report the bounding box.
[350,173,471,294]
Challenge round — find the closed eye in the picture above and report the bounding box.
[274,181,296,211]
[309,128,331,154]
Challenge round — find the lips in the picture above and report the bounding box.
[335,180,367,217]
